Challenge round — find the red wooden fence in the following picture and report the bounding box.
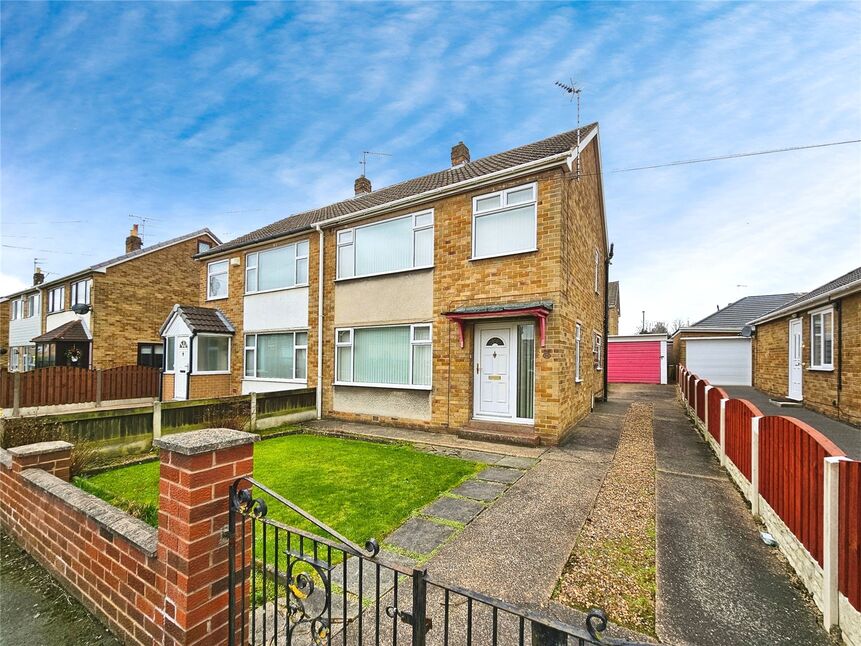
[0,366,159,408]
[758,416,845,565]
[839,460,861,610]
[695,378,709,422]
[707,386,728,443]
[724,398,762,481]
[687,374,696,405]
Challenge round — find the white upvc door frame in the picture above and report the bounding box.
[472,321,534,425]
[788,318,803,401]
[174,335,191,401]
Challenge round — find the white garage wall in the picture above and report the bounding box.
[686,337,752,386]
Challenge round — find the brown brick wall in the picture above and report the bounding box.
[188,373,232,400]
[608,307,619,336]
[754,292,861,426]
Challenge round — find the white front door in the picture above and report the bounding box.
[788,319,803,401]
[174,335,190,400]
[476,327,512,417]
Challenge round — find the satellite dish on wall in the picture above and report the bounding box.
[741,325,753,338]
[71,303,91,315]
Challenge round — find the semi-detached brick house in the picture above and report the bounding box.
[165,124,611,446]
[750,266,861,426]
[1,226,219,372]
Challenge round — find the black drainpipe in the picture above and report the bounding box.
[603,242,614,402]
[836,300,843,415]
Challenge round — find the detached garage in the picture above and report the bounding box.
[608,334,668,384]
[685,336,751,386]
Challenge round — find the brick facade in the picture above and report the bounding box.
[754,291,861,426]
[608,306,619,336]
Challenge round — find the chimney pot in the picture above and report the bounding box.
[451,141,470,167]
[354,175,372,196]
[33,266,45,286]
[125,224,142,253]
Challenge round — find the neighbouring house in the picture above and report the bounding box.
[167,124,610,445]
[1,226,220,372]
[750,266,861,426]
[608,280,620,335]
[671,293,800,386]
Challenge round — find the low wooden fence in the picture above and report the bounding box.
[679,366,860,639]
[0,366,159,410]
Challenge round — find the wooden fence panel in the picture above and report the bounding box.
[839,459,860,610]
[707,386,728,443]
[724,398,762,481]
[696,378,709,422]
[758,416,845,566]
[101,366,159,401]
[687,374,696,405]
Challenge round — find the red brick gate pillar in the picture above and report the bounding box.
[154,428,258,646]
[7,440,73,481]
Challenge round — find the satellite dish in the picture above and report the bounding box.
[740,325,753,338]
[71,303,91,315]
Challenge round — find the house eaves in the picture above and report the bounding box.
[750,277,861,325]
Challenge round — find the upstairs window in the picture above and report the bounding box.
[25,294,38,318]
[10,299,22,320]
[48,287,64,313]
[810,308,834,369]
[71,279,92,307]
[472,183,537,260]
[246,240,309,293]
[336,210,433,279]
[207,260,229,300]
[593,332,603,370]
[198,240,212,254]
[594,250,600,293]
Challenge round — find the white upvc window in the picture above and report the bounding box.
[195,334,230,373]
[810,308,834,370]
[48,286,64,313]
[472,182,537,260]
[594,249,600,293]
[25,294,39,318]
[593,332,603,370]
[164,337,176,372]
[207,260,229,300]
[245,240,309,293]
[335,323,432,388]
[244,331,308,381]
[71,278,92,306]
[10,299,22,320]
[575,323,582,382]
[336,210,434,280]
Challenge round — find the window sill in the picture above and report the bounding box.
[807,366,834,372]
[191,370,231,376]
[335,265,434,283]
[470,248,538,262]
[243,377,308,384]
[205,296,229,302]
[245,284,310,296]
[333,382,432,391]
[575,378,582,384]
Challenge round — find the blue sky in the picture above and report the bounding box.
[2,1,859,333]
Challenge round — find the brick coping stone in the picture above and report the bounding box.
[7,440,73,456]
[153,427,259,455]
[20,468,158,555]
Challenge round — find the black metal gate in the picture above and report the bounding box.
[228,477,646,646]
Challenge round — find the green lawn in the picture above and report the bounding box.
[75,434,479,554]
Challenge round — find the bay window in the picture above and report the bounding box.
[196,335,230,372]
[207,260,229,300]
[810,308,834,369]
[335,324,432,388]
[472,183,537,259]
[246,240,309,293]
[244,331,308,381]
[336,210,433,279]
[48,286,65,313]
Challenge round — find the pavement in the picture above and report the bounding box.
[646,384,839,645]
[721,385,861,459]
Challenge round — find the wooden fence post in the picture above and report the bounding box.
[703,385,712,434]
[95,369,103,407]
[719,398,727,466]
[249,392,257,431]
[823,455,848,629]
[12,372,21,417]
[750,416,762,515]
[152,400,162,441]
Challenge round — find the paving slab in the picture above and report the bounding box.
[476,465,523,484]
[495,455,538,469]
[384,518,454,555]
[450,479,508,501]
[422,496,485,524]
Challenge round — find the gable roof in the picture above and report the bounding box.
[32,320,90,343]
[608,281,620,309]
[750,266,861,324]
[688,293,802,330]
[160,304,235,336]
[4,229,220,299]
[199,124,599,258]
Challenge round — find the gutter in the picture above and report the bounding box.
[314,224,324,420]
[749,278,861,325]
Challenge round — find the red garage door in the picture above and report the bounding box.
[608,341,662,384]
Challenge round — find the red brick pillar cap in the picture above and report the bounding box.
[153,428,259,456]
[7,440,73,457]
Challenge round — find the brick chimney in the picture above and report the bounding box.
[33,266,45,286]
[354,175,372,196]
[125,224,142,253]
[451,141,470,167]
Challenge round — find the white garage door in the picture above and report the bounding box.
[686,337,752,386]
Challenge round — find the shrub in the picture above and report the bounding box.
[201,399,251,431]
[1,416,104,477]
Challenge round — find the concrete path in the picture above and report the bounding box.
[721,385,861,459]
[647,384,838,645]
